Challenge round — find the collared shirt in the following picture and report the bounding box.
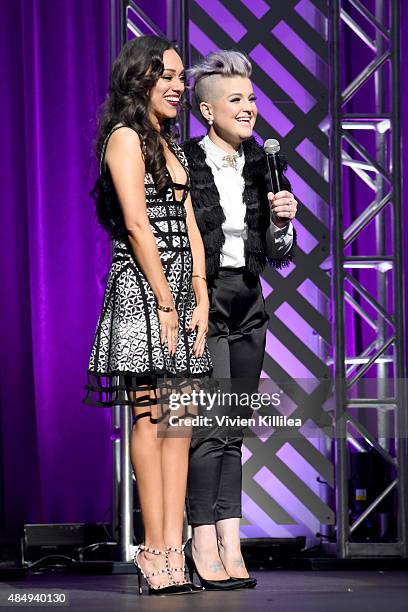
[199,135,294,268]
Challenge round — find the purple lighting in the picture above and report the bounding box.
[295,0,327,30]
[241,0,269,19]
[296,138,329,171]
[250,44,317,114]
[285,166,329,218]
[194,0,247,43]
[272,20,328,82]
[252,83,294,137]
[275,302,322,356]
[254,465,320,539]
[298,277,328,304]
[276,442,332,487]
[265,330,316,382]
[241,444,253,464]
[290,218,319,254]
[241,492,296,538]
[260,276,273,299]
[190,114,206,138]
[189,21,217,56]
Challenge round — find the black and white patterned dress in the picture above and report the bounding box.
[83,125,213,407]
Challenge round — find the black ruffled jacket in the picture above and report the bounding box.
[183,136,297,282]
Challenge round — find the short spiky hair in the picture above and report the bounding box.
[187,50,252,104]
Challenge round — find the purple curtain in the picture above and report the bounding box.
[0,0,112,537]
[136,0,167,34]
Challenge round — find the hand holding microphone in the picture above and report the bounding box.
[264,138,298,227]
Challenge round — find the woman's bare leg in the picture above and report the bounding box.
[130,389,168,588]
[216,518,249,578]
[162,433,191,583]
[192,525,230,579]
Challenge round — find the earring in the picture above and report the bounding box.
[208,119,213,126]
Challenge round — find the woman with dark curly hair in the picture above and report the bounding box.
[82,36,212,595]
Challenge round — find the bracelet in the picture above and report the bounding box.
[192,274,207,282]
[156,303,175,312]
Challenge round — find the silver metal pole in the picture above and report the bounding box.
[374,0,389,454]
[119,405,134,561]
[111,409,121,544]
[315,2,334,545]
[350,480,397,533]
[391,0,408,559]
[329,0,348,559]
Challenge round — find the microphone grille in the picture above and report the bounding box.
[264,138,280,154]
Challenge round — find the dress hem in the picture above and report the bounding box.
[82,368,213,408]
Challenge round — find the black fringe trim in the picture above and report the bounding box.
[183,136,296,279]
[183,138,225,278]
[82,368,213,408]
[266,225,298,270]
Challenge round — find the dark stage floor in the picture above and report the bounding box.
[1,570,408,611]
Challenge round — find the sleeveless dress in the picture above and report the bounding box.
[83,125,213,408]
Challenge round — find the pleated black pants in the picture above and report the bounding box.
[186,267,269,525]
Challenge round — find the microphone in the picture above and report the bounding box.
[263,138,282,194]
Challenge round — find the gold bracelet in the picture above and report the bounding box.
[192,274,207,282]
[156,303,175,312]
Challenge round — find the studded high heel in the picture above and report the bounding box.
[133,544,194,596]
[165,545,203,592]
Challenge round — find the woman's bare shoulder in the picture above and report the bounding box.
[106,125,144,164]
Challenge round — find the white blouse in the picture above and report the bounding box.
[199,135,294,268]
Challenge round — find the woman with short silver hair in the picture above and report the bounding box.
[182,50,298,590]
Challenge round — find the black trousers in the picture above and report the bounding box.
[186,267,269,525]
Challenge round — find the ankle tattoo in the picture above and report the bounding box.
[209,561,223,572]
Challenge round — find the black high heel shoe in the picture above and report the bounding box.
[183,539,247,591]
[134,544,196,595]
[230,576,257,588]
[217,538,257,589]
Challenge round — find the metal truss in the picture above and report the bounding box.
[329,0,407,557]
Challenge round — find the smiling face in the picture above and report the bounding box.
[199,75,258,147]
[148,48,185,124]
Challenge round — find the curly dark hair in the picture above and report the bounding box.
[92,35,188,239]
